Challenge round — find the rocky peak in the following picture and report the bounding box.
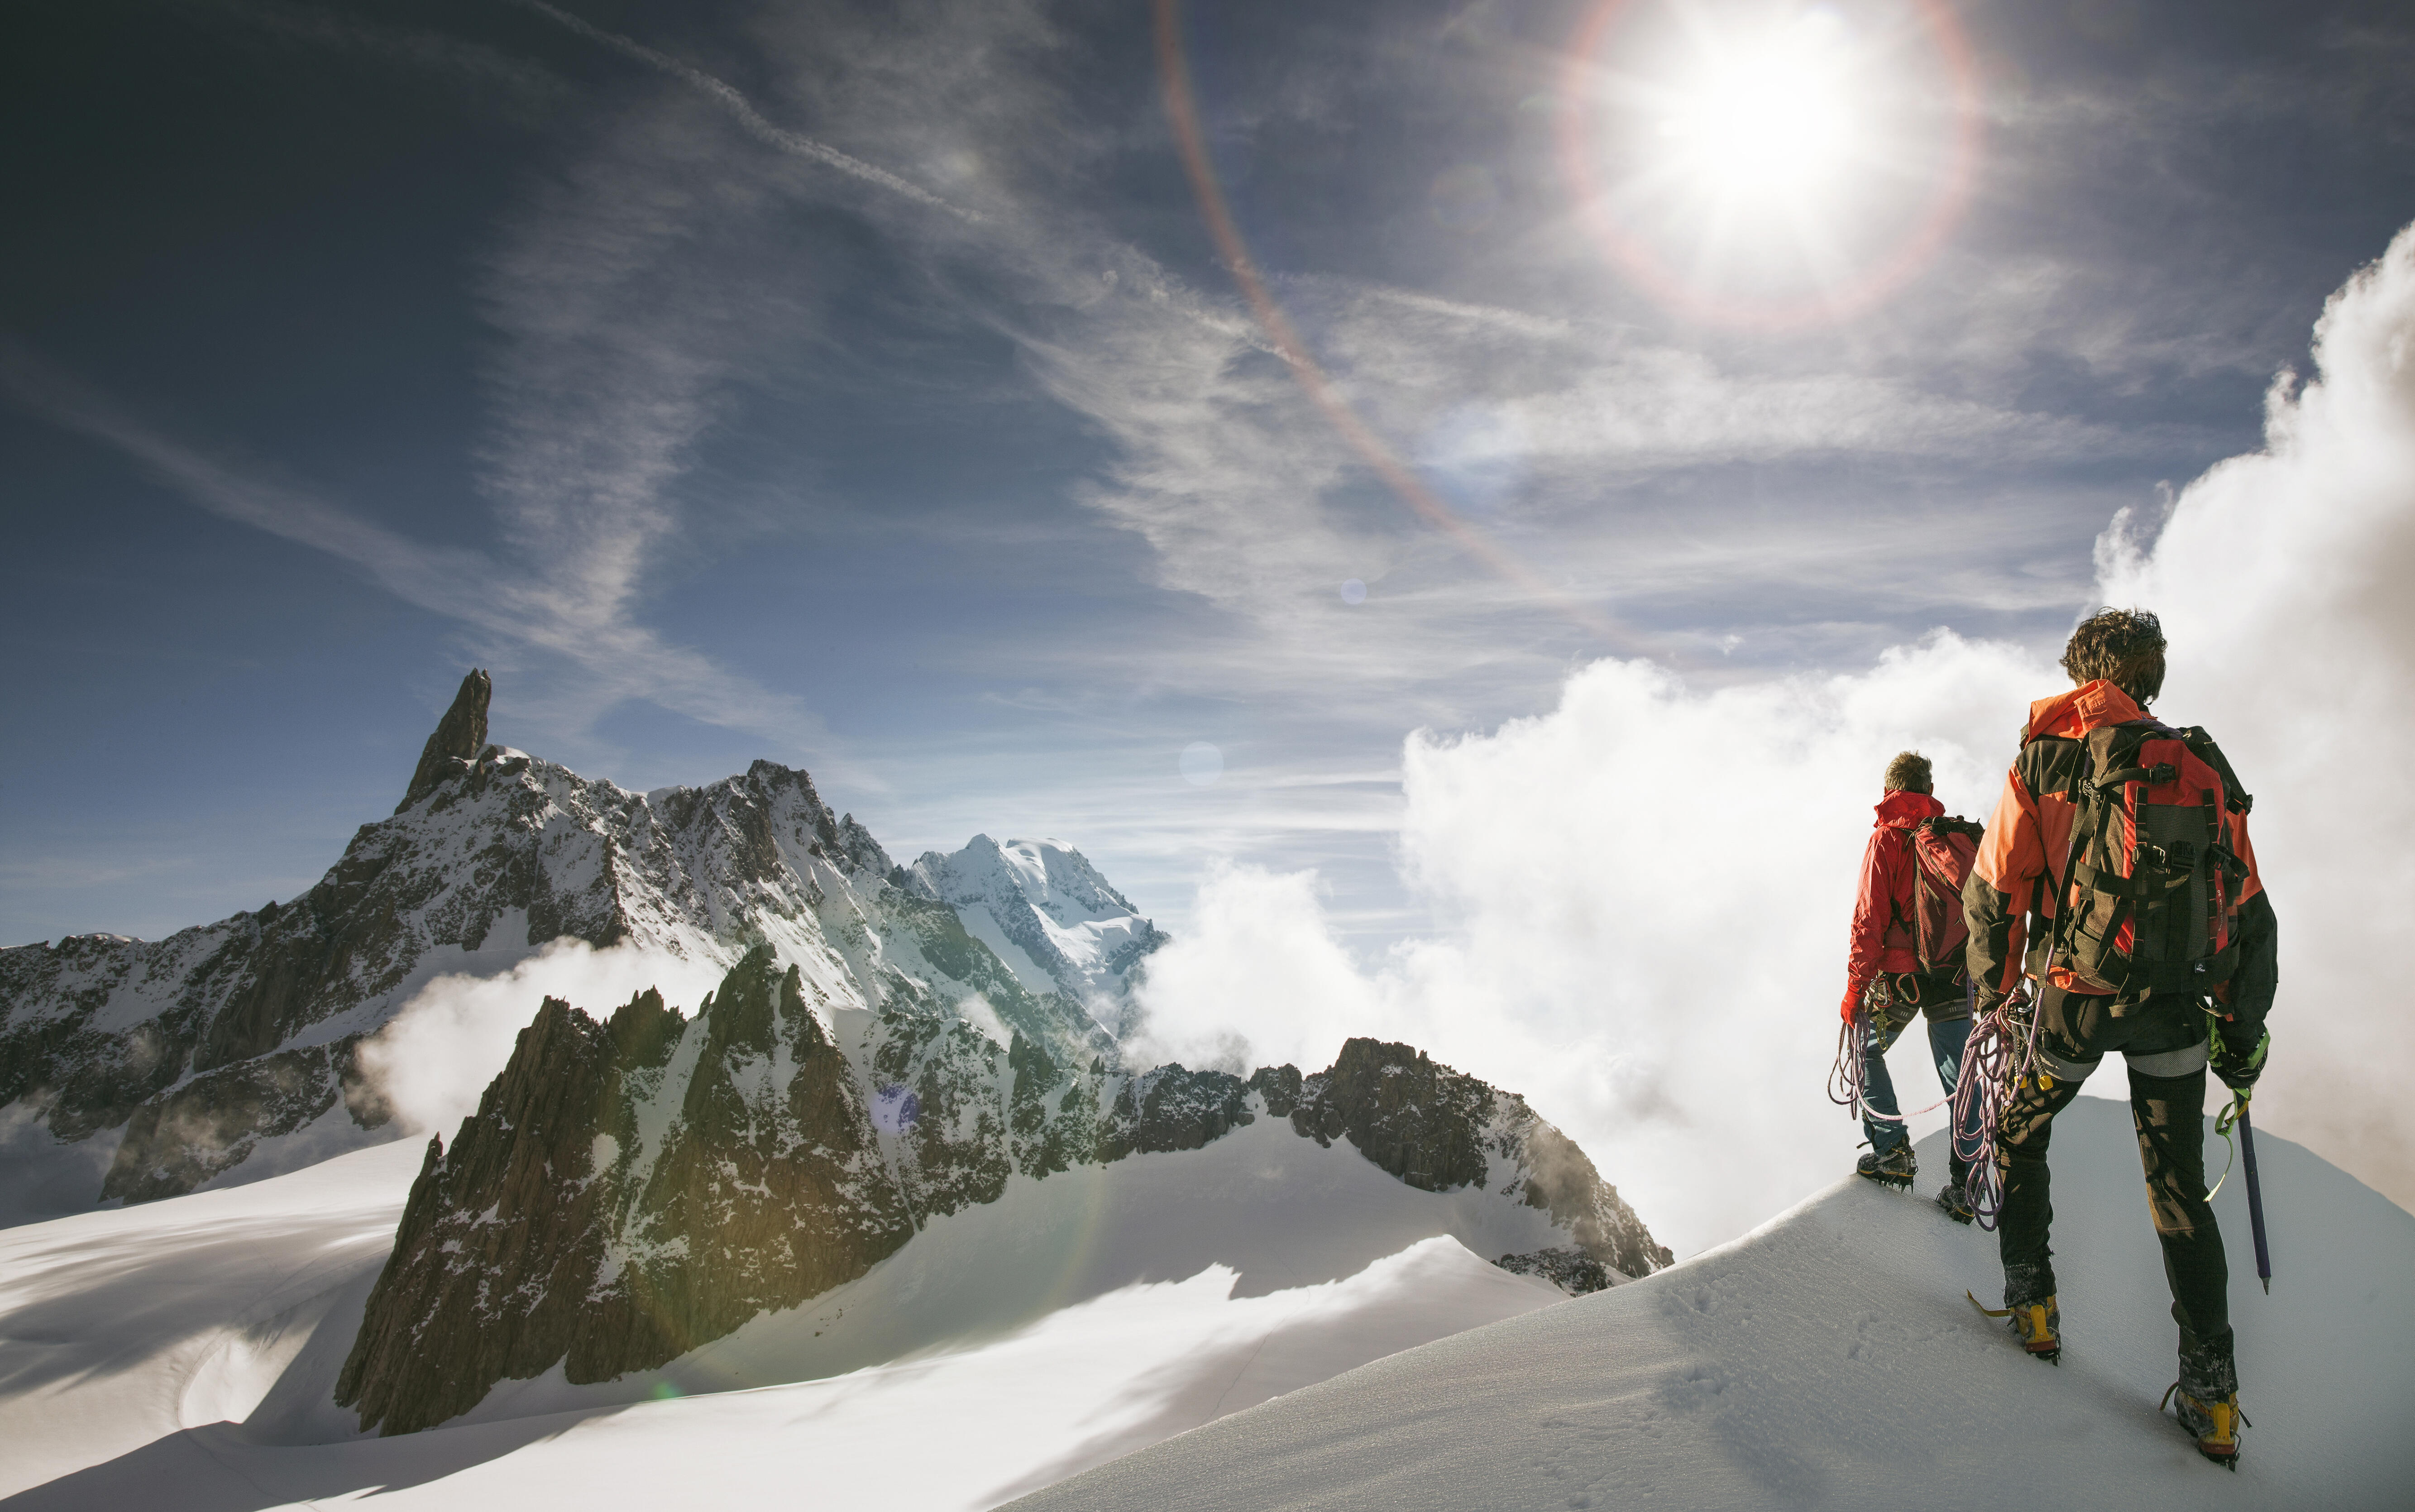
[1289,1038,1673,1280]
[829,813,893,876]
[336,997,1670,1434]
[399,669,491,811]
[335,946,915,1435]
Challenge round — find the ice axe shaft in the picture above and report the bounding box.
[2237,1100,2272,1293]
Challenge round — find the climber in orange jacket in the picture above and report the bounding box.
[1961,607,2277,1466]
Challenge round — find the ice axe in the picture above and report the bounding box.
[2219,1093,2272,1293]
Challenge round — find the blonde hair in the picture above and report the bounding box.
[1884,751,1932,793]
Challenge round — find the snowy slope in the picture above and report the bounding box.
[5,1099,2399,1509]
[905,835,1168,1014]
[0,1116,1574,1510]
[1010,1100,2415,1512]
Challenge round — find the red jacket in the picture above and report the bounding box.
[1840,789,1946,1020]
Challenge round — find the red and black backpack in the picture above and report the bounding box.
[1897,816,1984,978]
[2043,721,2254,995]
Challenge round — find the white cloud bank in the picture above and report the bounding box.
[1134,222,2415,1254]
[359,939,727,1139]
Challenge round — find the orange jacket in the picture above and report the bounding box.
[1839,789,1945,1020]
[1967,680,2265,998]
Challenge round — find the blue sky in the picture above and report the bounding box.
[5,0,2412,949]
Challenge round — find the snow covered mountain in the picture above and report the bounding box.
[334,945,1667,1435]
[1,671,1667,1442]
[0,671,1137,1212]
[4,1101,2402,1510]
[903,835,1169,1023]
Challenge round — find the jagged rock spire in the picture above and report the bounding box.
[401,670,491,811]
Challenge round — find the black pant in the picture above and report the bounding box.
[1996,986,2228,1351]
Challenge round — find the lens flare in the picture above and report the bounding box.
[1180,741,1224,786]
[1152,0,1642,651]
[871,1086,921,1133]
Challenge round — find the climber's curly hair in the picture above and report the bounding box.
[2062,608,2167,705]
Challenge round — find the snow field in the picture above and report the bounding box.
[1009,1099,2415,1512]
[0,1118,1576,1509]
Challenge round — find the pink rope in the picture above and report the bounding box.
[1951,987,2045,1230]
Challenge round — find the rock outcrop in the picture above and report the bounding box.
[102,1034,386,1203]
[336,983,1670,1435]
[1290,1039,1673,1280]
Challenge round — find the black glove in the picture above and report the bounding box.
[2211,1025,2270,1091]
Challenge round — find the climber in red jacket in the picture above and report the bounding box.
[1841,751,1982,1220]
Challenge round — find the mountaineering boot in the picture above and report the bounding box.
[1855,1144,1916,1190]
[2162,1384,2245,1468]
[1933,1180,1975,1225]
[2007,1296,2061,1363]
[1964,1290,2060,1362]
[2164,1329,2245,1468]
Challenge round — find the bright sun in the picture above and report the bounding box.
[1657,15,1860,198]
[1561,0,1979,324]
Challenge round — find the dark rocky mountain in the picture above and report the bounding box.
[0,672,1136,1211]
[337,947,1672,1435]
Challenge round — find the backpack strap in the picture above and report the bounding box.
[2175,726,2254,815]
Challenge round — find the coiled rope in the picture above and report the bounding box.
[1827,975,1956,1126]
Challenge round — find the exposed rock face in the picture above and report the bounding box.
[336,952,915,1435]
[401,669,491,810]
[338,999,1670,1435]
[0,677,1114,1205]
[102,1034,385,1204]
[1292,1039,1673,1280]
[1496,1247,1614,1295]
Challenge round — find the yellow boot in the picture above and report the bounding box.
[1966,1292,2061,1364]
[2162,1383,2248,1468]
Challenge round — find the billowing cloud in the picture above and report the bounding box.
[1132,221,2415,1252]
[2096,221,2415,1207]
[358,939,726,1139]
[1131,633,2048,1254]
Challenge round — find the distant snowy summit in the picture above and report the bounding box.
[0,670,1154,1208]
[903,834,1168,1025]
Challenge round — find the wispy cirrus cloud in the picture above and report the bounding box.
[0,340,835,764]
[508,0,980,222]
